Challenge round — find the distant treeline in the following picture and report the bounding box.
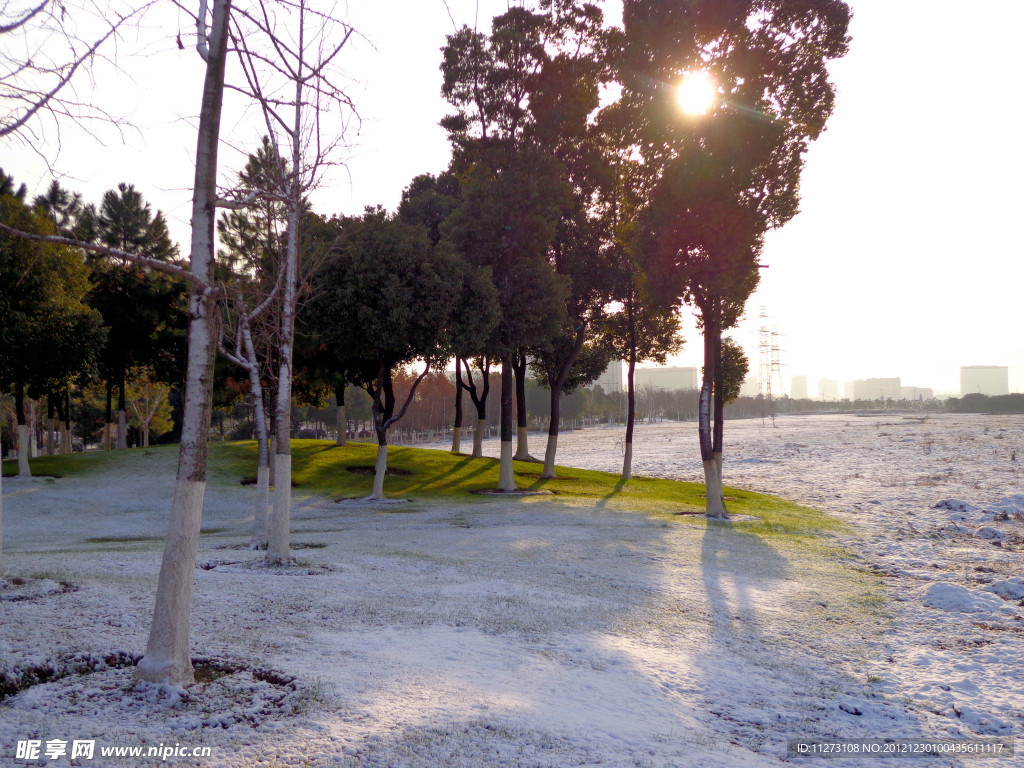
[947,393,1024,414]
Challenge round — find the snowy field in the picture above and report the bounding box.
[1,412,1022,767]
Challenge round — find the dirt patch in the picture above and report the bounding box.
[470,488,554,496]
[346,465,413,476]
[0,651,139,702]
[1,576,78,602]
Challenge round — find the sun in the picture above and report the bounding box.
[676,71,717,116]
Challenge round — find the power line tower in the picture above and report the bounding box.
[758,307,785,426]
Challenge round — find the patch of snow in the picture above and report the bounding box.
[4,414,1024,766]
[918,583,1010,614]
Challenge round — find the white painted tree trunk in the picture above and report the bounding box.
[142,426,150,447]
[451,425,461,454]
[715,453,724,502]
[268,433,276,487]
[514,426,530,461]
[136,0,231,687]
[498,440,516,491]
[472,419,485,458]
[117,410,128,449]
[267,452,291,563]
[702,459,727,519]
[335,405,346,446]
[17,424,31,477]
[541,433,557,478]
[252,463,270,549]
[370,443,388,499]
[622,442,632,481]
[136,478,206,684]
[265,99,302,565]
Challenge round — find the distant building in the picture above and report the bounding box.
[901,386,934,401]
[739,376,759,398]
[632,366,699,392]
[818,379,839,401]
[960,366,1009,396]
[853,378,902,401]
[594,361,624,393]
[790,375,808,400]
[844,381,857,400]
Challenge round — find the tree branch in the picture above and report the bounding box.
[0,221,208,288]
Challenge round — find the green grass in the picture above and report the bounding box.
[2,448,122,478]
[4,438,845,546]
[209,439,844,544]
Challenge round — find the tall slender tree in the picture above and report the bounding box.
[619,0,851,517]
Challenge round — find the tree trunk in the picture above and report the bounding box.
[370,441,388,500]
[104,380,113,450]
[252,463,270,549]
[712,335,725,499]
[46,395,56,455]
[117,375,128,450]
[513,353,530,460]
[702,458,725,519]
[266,105,303,566]
[623,353,636,481]
[250,403,271,551]
[27,400,38,458]
[541,325,586,480]
[541,386,560,478]
[246,325,271,550]
[472,417,485,458]
[451,357,463,453]
[15,384,31,477]
[334,384,346,446]
[62,392,72,454]
[699,326,726,519]
[497,356,516,491]
[136,0,231,687]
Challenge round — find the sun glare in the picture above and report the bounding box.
[676,71,717,116]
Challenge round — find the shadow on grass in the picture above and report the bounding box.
[596,477,627,508]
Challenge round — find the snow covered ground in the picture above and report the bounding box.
[1,412,1021,767]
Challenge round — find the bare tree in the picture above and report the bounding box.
[226,0,354,565]
[219,280,280,549]
[1,0,157,150]
[134,0,233,685]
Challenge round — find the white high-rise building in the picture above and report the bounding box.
[790,375,808,400]
[853,378,902,401]
[818,379,839,401]
[960,366,1009,396]
[632,366,699,391]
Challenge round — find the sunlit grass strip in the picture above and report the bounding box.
[1,447,130,477]
[210,439,845,541]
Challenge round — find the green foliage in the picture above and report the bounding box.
[83,183,187,394]
[716,337,749,405]
[530,335,612,396]
[310,208,460,371]
[0,185,105,403]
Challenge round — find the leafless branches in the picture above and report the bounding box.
[0,0,159,151]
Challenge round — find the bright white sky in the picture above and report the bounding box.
[4,0,1023,396]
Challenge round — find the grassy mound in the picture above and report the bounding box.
[209,439,844,542]
[4,439,844,545]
